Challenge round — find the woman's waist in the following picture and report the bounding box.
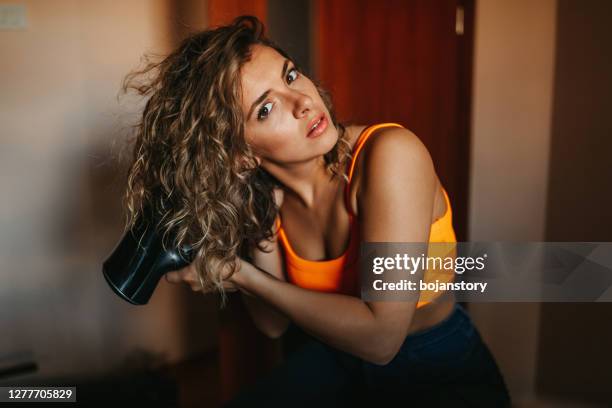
[407,291,457,335]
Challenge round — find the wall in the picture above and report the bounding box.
[538,0,612,404]
[468,0,557,402]
[0,0,219,382]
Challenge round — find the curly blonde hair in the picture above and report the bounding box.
[121,15,352,304]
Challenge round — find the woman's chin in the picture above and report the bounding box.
[320,129,340,154]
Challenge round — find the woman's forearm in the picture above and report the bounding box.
[240,225,290,338]
[235,262,394,364]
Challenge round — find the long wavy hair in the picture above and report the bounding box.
[121,15,352,304]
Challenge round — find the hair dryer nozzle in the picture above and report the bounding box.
[102,214,192,305]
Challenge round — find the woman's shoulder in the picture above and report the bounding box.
[344,123,422,153]
[362,125,429,165]
[345,123,430,172]
[346,123,439,217]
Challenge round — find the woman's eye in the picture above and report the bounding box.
[257,102,273,121]
[287,67,299,84]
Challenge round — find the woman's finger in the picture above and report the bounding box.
[165,270,182,283]
[189,282,235,293]
[222,281,239,292]
[166,261,241,293]
[179,264,197,279]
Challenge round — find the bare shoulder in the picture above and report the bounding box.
[359,126,436,200]
[343,124,424,154]
[357,127,438,242]
[361,126,432,165]
[347,126,437,216]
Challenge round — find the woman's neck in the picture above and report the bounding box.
[263,157,337,210]
[261,124,360,211]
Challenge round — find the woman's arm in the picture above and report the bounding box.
[166,189,290,339]
[233,128,437,365]
[241,225,290,339]
[234,264,394,364]
[165,230,290,339]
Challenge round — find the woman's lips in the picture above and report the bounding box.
[306,115,328,138]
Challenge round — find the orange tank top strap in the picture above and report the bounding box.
[343,123,406,217]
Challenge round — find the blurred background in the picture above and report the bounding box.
[1,0,611,407]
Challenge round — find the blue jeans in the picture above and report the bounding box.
[225,304,511,407]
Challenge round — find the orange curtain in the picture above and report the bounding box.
[208,0,267,26]
[314,0,472,240]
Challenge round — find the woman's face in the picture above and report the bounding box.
[240,44,338,167]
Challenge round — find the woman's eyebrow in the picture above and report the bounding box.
[247,59,290,119]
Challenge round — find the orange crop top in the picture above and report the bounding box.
[275,123,457,307]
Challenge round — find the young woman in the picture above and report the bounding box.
[123,15,510,407]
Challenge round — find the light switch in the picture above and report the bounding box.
[0,4,27,30]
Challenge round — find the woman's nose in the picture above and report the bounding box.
[292,92,313,118]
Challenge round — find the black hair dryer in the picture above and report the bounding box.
[102,213,193,305]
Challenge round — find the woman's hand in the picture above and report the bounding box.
[165,257,243,294]
[166,187,283,295]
